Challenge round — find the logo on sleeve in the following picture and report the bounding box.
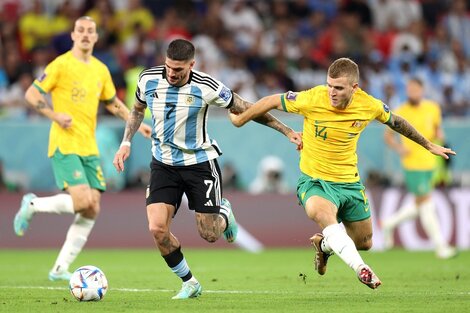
[286,91,297,101]
[38,73,47,82]
[382,102,390,113]
[219,86,231,102]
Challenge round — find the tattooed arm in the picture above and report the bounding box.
[113,101,149,172]
[229,93,302,147]
[25,84,72,128]
[105,98,152,138]
[386,113,456,159]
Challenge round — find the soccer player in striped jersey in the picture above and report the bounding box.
[382,78,457,259]
[113,39,301,299]
[229,58,456,289]
[13,16,152,281]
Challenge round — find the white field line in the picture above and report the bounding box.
[0,285,469,296]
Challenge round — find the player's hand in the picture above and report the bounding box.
[288,131,303,151]
[228,111,244,127]
[54,112,72,129]
[113,146,131,172]
[428,142,456,159]
[138,123,152,138]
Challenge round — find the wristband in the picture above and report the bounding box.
[120,141,131,148]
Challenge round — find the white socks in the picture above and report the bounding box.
[418,199,447,250]
[322,224,365,272]
[31,194,74,214]
[382,203,418,231]
[51,215,95,273]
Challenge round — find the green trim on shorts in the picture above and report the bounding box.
[51,149,106,191]
[404,170,434,196]
[296,173,370,223]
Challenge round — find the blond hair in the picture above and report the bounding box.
[327,58,359,84]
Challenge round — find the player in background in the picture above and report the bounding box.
[229,58,456,289]
[382,78,457,259]
[13,16,152,281]
[113,39,301,299]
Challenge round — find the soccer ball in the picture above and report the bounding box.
[69,265,108,301]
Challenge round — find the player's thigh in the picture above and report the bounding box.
[182,159,222,214]
[343,218,373,250]
[146,158,185,213]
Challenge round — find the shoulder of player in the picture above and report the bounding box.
[137,65,165,81]
[190,69,223,92]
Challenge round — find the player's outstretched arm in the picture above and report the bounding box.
[386,113,456,159]
[229,93,302,147]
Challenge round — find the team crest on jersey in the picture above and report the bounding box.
[38,73,47,82]
[382,102,390,113]
[186,95,195,105]
[219,86,231,102]
[73,170,83,179]
[286,91,297,101]
[351,120,363,128]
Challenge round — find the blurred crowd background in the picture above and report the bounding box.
[1,0,470,192]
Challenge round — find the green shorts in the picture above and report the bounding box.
[51,149,106,191]
[296,173,370,223]
[404,170,433,196]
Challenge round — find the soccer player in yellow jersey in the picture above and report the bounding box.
[230,58,456,289]
[382,78,457,259]
[13,16,151,281]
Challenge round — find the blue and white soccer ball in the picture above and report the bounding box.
[69,265,108,301]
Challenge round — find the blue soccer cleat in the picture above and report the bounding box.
[172,281,202,299]
[221,198,238,243]
[48,270,72,282]
[13,193,37,236]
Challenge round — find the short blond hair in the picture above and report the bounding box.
[327,58,359,84]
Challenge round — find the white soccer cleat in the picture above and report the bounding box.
[436,246,458,259]
[172,280,202,299]
[356,264,382,289]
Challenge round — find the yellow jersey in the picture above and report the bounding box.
[34,51,116,157]
[281,86,391,183]
[394,100,441,170]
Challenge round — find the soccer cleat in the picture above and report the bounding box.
[13,193,37,236]
[436,246,458,259]
[172,280,202,299]
[48,270,72,281]
[310,233,330,275]
[356,265,381,289]
[221,198,238,243]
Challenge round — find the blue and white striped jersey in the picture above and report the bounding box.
[136,66,233,166]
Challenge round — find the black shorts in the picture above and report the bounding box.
[146,157,223,215]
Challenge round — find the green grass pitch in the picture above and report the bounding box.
[0,249,468,312]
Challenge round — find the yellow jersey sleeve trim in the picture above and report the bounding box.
[281,94,287,112]
[32,82,47,94]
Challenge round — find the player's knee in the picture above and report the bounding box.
[148,223,169,242]
[355,236,373,250]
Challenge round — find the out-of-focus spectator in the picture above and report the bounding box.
[18,0,51,53]
[249,155,289,194]
[218,54,257,103]
[0,69,34,120]
[115,0,154,44]
[442,0,470,59]
[220,0,263,54]
[222,162,243,192]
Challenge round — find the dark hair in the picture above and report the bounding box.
[166,39,195,61]
[328,57,359,84]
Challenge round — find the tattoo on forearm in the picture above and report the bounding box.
[389,114,429,148]
[35,100,48,110]
[231,93,293,137]
[123,108,145,142]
